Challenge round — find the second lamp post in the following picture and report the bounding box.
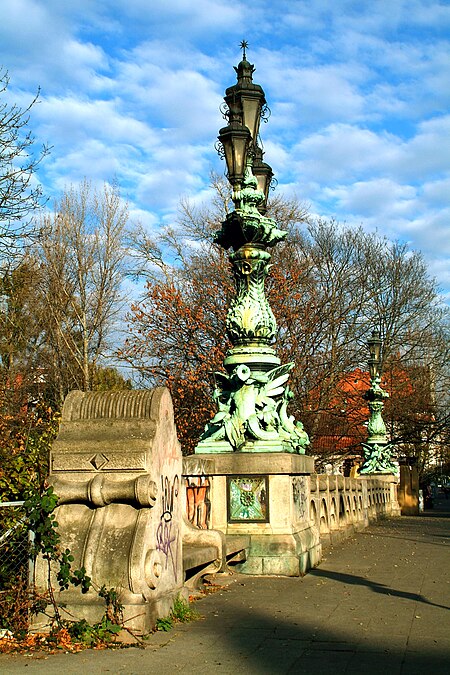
[359,330,396,474]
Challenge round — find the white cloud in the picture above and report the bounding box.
[324,179,417,219]
[259,52,368,129]
[0,1,110,91]
[399,116,450,178]
[105,0,243,36]
[115,58,222,142]
[422,177,450,206]
[291,124,401,183]
[36,96,156,145]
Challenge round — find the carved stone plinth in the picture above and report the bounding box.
[33,388,185,634]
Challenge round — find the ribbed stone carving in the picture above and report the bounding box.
[62,388,164,421]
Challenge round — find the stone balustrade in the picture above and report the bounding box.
[309,473,400,546]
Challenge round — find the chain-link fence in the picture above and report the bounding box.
[0,502,33,590]
[0,502,36,633]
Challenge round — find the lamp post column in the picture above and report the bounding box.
[195,45,309,455]
[186,46,321,577]
[359,330,396,474]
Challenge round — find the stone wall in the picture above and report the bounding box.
[34,386,401,635]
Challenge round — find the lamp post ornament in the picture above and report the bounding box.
[195,45,309,455]
[359,330,396,474]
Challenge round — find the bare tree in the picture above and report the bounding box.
[36,180,128,402]
[0,69,49,261]
[0,255,46,410]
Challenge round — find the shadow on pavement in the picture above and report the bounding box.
[357,509,450,548]
[309,567,450,611]
[217,600,450,674]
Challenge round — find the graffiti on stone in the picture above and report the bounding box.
[156,474,179,577]
[185,475,211,529]
[292,476,307,521]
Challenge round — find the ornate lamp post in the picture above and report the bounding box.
[195,43,309,455]
[359,330,396,474]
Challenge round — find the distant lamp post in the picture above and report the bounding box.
[359,329,396,474]
[196,42,309,455]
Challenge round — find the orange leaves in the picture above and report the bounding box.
[0,628,92,654]
[122,266,231,453]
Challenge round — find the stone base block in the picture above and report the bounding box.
[32,586,188,636]
[236,527,321,576]
[183,452,321,579]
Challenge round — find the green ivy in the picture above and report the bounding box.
[0,406,58,504]
[24,486,92,596]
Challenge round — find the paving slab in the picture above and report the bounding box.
[1,498,449,674]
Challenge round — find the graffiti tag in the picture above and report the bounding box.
[156,474,180,577]
[185,475,211,529]
[292,476,307,520]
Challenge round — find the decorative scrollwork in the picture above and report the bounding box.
[261,104,271,123]
[220,101,230,121]
[269,176,278,191]
[215,139,225,160]
[227,247,276,344]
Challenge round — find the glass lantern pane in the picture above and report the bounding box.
[222,136,235,178]
[232,134,249,178]
[254,172,268,199]
[242,96,261,141]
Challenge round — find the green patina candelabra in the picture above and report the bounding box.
[359,330,396,474]
[195,44,309,455]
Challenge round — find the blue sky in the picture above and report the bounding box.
[1,0,449,299]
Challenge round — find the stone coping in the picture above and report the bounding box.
[183,452,315,476]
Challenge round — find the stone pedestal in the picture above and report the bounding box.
[183,453,321,576]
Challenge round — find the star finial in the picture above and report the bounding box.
[240,40,248,59]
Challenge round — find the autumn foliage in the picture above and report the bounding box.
[123,261,233,453]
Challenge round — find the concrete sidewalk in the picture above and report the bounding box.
[2,499,449,674]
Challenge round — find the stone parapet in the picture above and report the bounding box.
[184,452,314,476]
[183,456,401,575]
